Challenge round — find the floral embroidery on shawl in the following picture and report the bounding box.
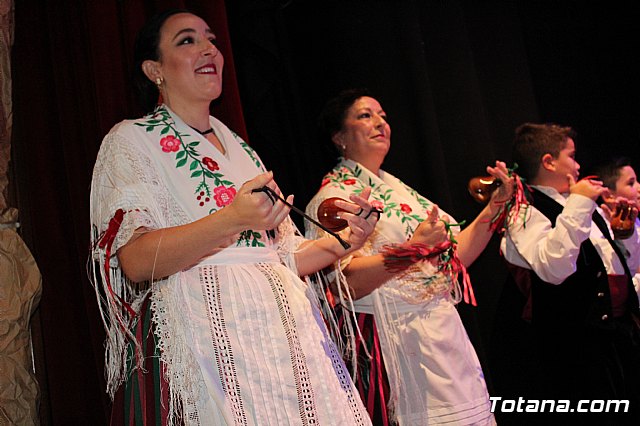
[322,162,432,238]
[136,106,234,211]
[312,159,468,308]
[135,106,265,248]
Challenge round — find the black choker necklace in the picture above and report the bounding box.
[189,125,214,136]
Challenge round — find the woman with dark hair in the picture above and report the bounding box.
[90,11,377,425]
[305,89,513,425]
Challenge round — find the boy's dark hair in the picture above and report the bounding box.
[512,123,576,181]
[592,157,633,191]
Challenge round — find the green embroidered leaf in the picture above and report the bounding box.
[176,158,187,168]
[176,151,186,159]
[252,232,264,247]
[196,181,210,194]
[160,126,170,135]
[239,141,263,169]
[191,170,203,178]
[189,141,200,147]
[146,126,154,132]
[189,160,199,171]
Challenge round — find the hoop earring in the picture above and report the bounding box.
[155,77,164,106]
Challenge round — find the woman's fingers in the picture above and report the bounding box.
[231,172,295,230]
[427,205,440,224]
[269,194,293,227]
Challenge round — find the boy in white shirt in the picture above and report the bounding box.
[501,123,640,423]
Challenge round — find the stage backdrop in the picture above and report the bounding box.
[11,0,640,424]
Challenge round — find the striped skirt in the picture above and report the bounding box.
[339,310,392,426]
[110,296,173,426]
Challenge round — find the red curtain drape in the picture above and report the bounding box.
[11,1,245,424]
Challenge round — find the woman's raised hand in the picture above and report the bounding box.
[410,205,448,247]
[228,171,292,230]
[486,161,515,203]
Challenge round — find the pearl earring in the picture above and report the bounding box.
[155,78,164,106]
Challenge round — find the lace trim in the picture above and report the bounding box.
[151,279,206,426]
[324,316,369,426]
[200,265,247,425]
[257,263,319,425]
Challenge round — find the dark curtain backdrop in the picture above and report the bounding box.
[11,0,640,424]
[226,2,640,421]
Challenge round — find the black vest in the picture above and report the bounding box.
[529,189,638,337]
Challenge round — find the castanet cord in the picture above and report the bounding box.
[251,186,351,250]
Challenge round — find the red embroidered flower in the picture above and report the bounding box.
[344,179,356,185]
[203,157,219,171]
[213,186,236,207]
[400,203,412,213]
[320,178,330,188]
[159,135,181,153]
[371,200,384,210]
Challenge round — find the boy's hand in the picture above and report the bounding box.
[601,196,639,223]
[568,174,609,201]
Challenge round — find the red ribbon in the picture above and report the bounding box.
[488,174,530,234]
[381,241,451,273]
[380,241,477,306]
[97,209,137,323]
[447,248,476,306]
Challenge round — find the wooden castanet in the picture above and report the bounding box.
[317,197,353,232]
[605,198,636,239]
[468,176,502,204]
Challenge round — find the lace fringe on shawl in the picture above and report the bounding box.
[302,209,397,418]
[89,130,206,425]
[273,216,350,353]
